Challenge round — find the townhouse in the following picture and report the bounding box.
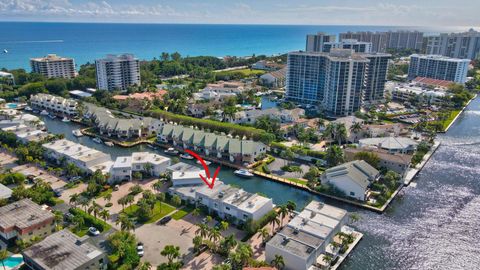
[157,123,267,163]
[30,93,78,116]
[110,152,170,182]
[0,199,55,244]
[2,124,49,143]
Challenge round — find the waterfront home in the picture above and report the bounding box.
[344,147,412,174]
[169,180,274,224]
[110,152,170,182]
[332,116,365,143]
[321,160,380,201]
[113,90,167,101]
[22,229,107,270]
[361,123,408,138]
[166,162,201,174]
[84,103,162,139]
[193,81,248,101]
[171,171,203,187]
[186,100,223,118]
[260,67,287,88]
[0,109,45,129]
[30,93,78,116]
[227,108,305,124]
[265,201,348,270]
[157,123,267,163]
[251,60,285,71]
[42,139,113,174]
[1,124,49,143]
[389,82,447,105]
[0,183,12,199]
[0,199,55,244]
[359,136,418,154]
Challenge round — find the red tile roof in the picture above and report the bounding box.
[413,77,454,88]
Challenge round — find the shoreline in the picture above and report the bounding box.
[441,94,477,133]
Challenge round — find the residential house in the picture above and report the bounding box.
[110,152,170,183]
[362,123,408,138]
[22,230,107,270]
[344,147,412,174]
[265,201,348,270]
[228,108,305,125]
[260,68,287,88]
[332,116,365,143]
[193,81,248,101]
[251,60,285,71]
[321,160,380,201]
[0,199,55,244]
[359,136,418,154]
[171,171,203,187]
[112,90,167,101]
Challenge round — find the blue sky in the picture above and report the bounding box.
[0,0,479,26]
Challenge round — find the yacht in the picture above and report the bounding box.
[234,169,254,178]
[164,148,179,155]
[197,160,211,166]
[92,137,103,144]
[72,129,83,137]
[62,117,70,122]
[105,141,114,147]
[180,153,194,160]
[3,49,7,54]
[40,110,49,115]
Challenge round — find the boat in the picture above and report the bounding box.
[105,141,114,147]
[147,144,157,150]
[92,137,103,144]
[164,148,179,155]
[24,106,32,111]
[197,160,211,166]
[40,110,49,115]
[48,114,56,119]
[180,153,194,160]
[72,129,83,137]
[62,117,70,122]
[234,169,254,178]
[3,49,7,54]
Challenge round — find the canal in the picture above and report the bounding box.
[41,97,480,269]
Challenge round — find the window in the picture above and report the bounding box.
[350,192,355,196]
[226,207,230,211]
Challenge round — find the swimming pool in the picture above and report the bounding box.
[1,255,23,268]
[5,103,18,109]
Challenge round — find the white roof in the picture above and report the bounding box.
[360,136,418,150]
[0,183,12,199]
[172,170,201,181]
[113,156,132,168]
[131,152,170,165]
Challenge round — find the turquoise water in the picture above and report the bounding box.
[6,103,18,109]
[0,22,469,70]
[1,256,23,268]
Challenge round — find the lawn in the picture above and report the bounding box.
[97,188,112,199]
[215,68,266,76]
[124,201,176,223]
[441,110,461,130]
[287,178,308,185]
[69,208,111,237]
[171,205,195,220]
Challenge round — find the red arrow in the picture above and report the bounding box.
[185,149,220,189]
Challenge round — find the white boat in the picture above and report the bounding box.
[62,117,70,122]
[72,129,83,137]
[40,110,49,115]
[180,153,194,160]
[164,148,179,155]
[3,49,7,54]
[92,137,103,144]
[24,106,32,111]
[105,141,114,147]
[234,169,254,178]
[48,114,56,119]
[197,160,211,166]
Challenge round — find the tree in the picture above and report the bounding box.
[153,180,163,193]
[129,184,143,195]
[195,223,209,240]
[157,192,166,213]
[220,234,237,255]
[219,221,229,232]
[269,213,281,233]
[69,193,80,207]
[384,170,400,189]
[354,151,380,169]
[160,245,181,264]
[171,194,182,207]
[257,227,270,244]
[192,208,201,219]
[104,193,112,203]
[0,249,8,270]
[116,214,135,231]
[138,261,152,270]
[99,209,110,222]
[209,228,222,248]
[325,145,344,167]
[271,254,285,270]
[278,205,289,227]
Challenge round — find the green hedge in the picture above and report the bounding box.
[149,109,270,141]
[69,208,111,232]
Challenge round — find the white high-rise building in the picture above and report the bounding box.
[95,54,141,91]
[323,39,373,53]
[426,29,480,60]
[408,54,470,84]
[30,54,76,79]
[306,32,336,52]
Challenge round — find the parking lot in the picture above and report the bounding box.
[11,164,68,190]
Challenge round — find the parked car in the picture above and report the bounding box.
[137,242,144,257]
[158,216,172,225]
[53,189,62,197]
[113,185,120,191]
[88,227,100,236]
[64,212,75,221]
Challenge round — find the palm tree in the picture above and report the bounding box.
[104,193,112,203]
[286,200,296,216]
[79,197,90,212]
[350,122,363,142]
[219,221,229,232]
[125,194,135,207]
[335,123,348,145]
[117,197,127,211]
[209,228,222,247]
[0,249,8,270]
[192,208,201,219]
[195,223,209,240]
[153,181,163,193]
[138,261,152,270]
[99,209,110,222]
[323,254,333,265]
[220,234,237,254]
[69,193,79,207]
[89,201,101,219]
[271,254,285,270]
[156,193,166,214]
[257,227,270,244]
[278,205,289,227]
[160,245,180,264]
[326,145,345,167]
[116,214,134,232]
[270,213,281,233]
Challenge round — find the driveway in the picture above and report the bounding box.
[136,219,194,266]
[11,164,68,190]
[267,158,309,179]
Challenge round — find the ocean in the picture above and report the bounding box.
[0,22,471,70]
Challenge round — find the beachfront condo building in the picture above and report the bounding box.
[306,32,336,52]
[408,54,470,84]
[30,54,76,79]
[286,49,390,116]
[323,39,372,53]
[426,29,480,60]
[95,54,141,91]
[339,31,424,52]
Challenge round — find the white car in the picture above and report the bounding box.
[88,227,100,236]
[137,243,144,257]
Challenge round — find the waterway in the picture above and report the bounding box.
[41,98,480,269]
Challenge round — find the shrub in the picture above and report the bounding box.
[69,208,110,232]
[105,202,113,208]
